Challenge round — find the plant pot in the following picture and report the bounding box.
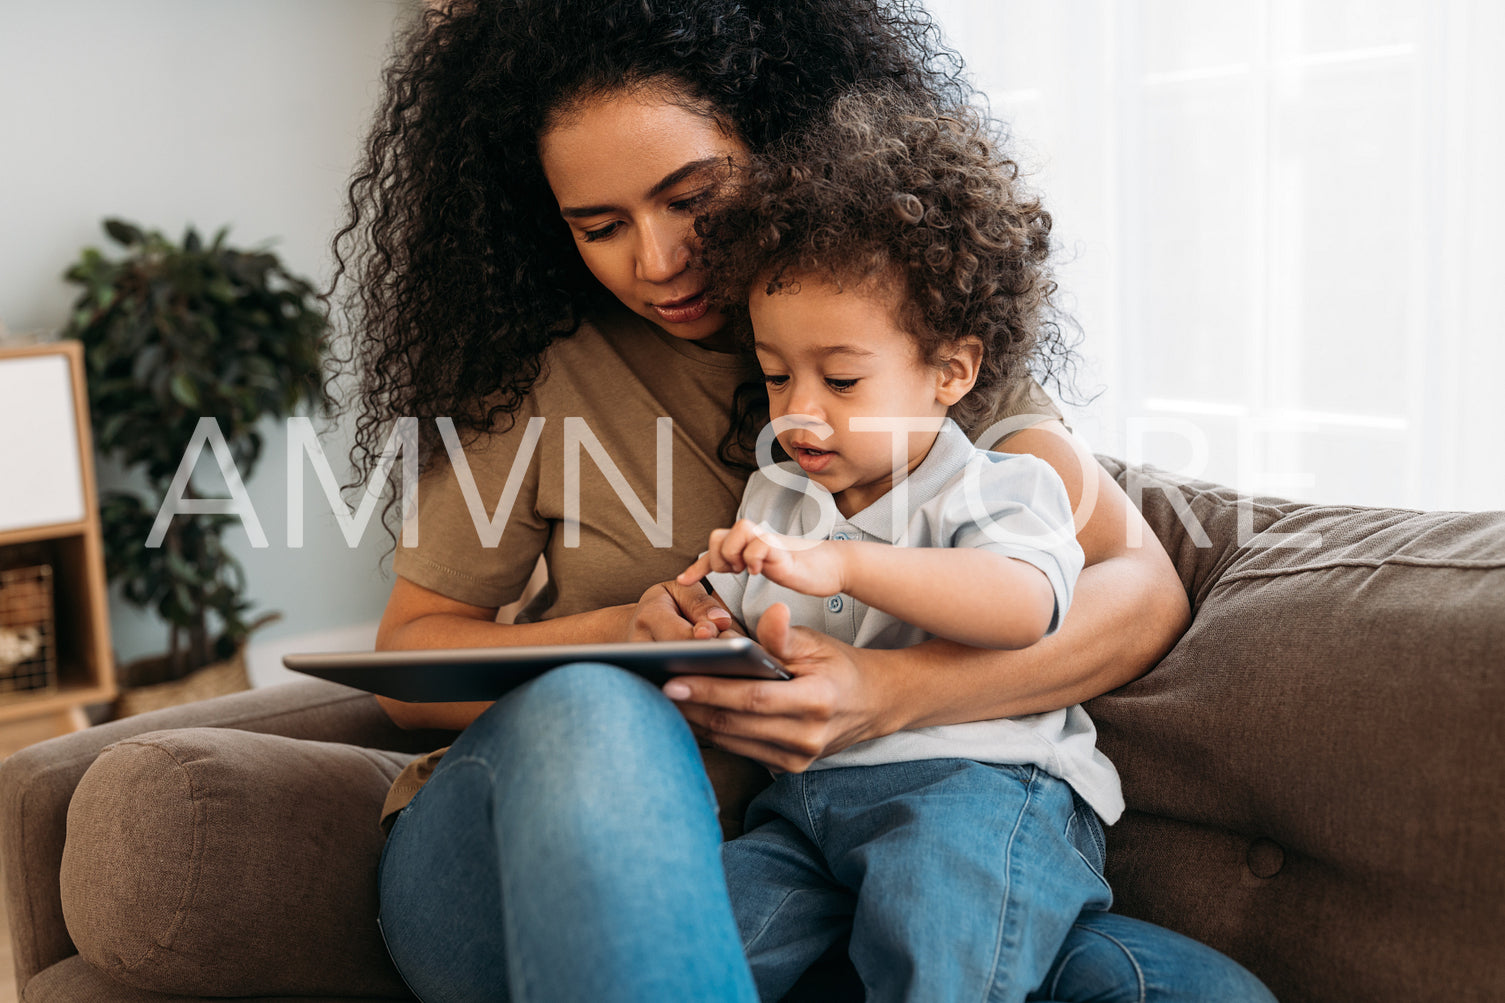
[109,613,280,719]
[110,647,252,720]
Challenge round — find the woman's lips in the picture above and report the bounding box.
[651,291,710,325]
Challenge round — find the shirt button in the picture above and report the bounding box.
[833,532,850,541]
[827,596,844,613]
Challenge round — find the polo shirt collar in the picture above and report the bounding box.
[844,419,975,543]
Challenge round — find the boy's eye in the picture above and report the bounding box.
[825,378,858,392]
[764,374,789,389]
[581,222,620,243]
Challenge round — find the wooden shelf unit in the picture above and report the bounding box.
[0,341,115,743]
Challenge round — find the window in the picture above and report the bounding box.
[927,0,1504,509]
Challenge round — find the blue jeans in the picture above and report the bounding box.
[377,664,1275,1003]
[377,663,758,1003]
[722,760,1115,1002]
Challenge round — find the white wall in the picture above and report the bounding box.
[1,0,418,663]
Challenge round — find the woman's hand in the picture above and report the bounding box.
[678,520,846,598]
[663,603,885,772]
[624,579,738,642]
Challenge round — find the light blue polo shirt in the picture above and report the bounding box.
[707,419,1123,822]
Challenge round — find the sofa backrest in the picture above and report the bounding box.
[1090,457,1505,1003]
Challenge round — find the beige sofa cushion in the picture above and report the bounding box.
[60,727,414,999]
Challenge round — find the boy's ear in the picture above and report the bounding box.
[935,336,983,406]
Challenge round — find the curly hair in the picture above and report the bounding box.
[329,0,977,504]
[698,86,1070,435]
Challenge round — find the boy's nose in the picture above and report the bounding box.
[788,388,826,422]
[780,391,826,425]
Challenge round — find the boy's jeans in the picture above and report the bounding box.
[376,664,1275,1003]
[722,760,1113,1003]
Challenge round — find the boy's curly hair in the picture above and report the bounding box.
[330,0,976,499]
[699,87,1070,434]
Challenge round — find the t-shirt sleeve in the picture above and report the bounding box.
[943,452,1085,636]
[970,374,1070,447]
[392,401,551,609]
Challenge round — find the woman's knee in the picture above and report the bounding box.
[450,662,716,826]
[467,662,694,764]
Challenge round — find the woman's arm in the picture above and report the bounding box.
[374,575,736,730]
[664,421,1190,771]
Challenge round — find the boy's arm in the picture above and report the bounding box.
[836,541,1056,649]
[680,526,1060,650]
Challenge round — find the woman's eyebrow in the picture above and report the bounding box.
[646,157,725,198]
[558,157,726,219]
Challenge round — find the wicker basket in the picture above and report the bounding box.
[0,564,58,695]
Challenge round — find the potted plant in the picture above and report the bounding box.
[62,218,329,683]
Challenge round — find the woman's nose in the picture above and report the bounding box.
[635,220,691,283]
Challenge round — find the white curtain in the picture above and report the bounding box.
[925,0,1504,511]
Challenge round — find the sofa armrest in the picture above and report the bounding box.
[0,679,450,993]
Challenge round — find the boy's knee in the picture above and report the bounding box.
[1035,922,1146,1002]
[1038,915,1277,1003]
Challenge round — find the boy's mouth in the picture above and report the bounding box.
[789,442,835,474]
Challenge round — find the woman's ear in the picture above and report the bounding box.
[935,336,983,406]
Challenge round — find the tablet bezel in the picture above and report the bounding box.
[283,637,789,703]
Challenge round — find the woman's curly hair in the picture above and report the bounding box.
[330,0,977,506]
[699,86,1071,435]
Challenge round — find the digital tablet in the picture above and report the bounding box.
[282,637,790,703]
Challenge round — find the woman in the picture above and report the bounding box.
[333,2,1273,1000]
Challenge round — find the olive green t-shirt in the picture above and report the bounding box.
[393,308,760,617]
[381,304,1065,826]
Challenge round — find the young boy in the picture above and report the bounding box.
[677,89,1124,1002]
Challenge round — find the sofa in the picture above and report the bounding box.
[2,459,1501,1002]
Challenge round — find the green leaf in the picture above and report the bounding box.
[97,411,132,450]
[103,218,144,246]
[206,277,237,303]
[165,548,204,587]
[169,372,201,408]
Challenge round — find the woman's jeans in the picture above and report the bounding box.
[377,664,1276,1003]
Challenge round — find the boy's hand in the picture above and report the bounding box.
[678,519,847,598]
